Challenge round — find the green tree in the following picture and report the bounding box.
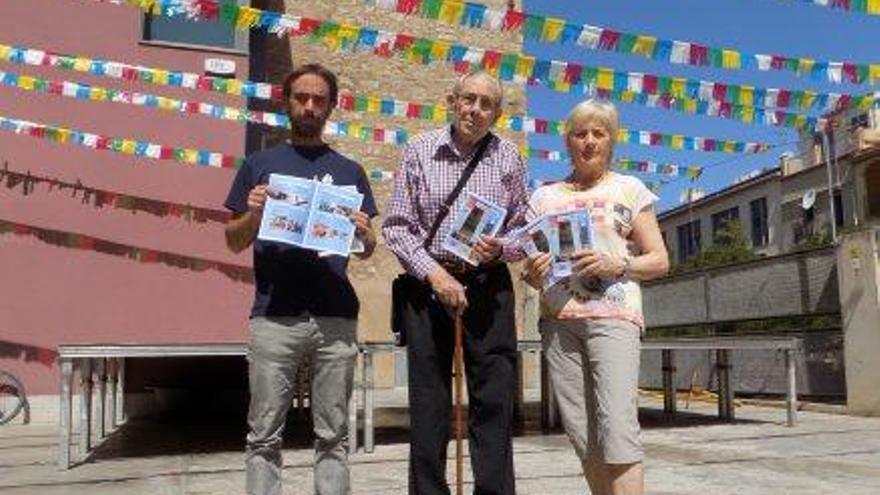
[672,220,756,273]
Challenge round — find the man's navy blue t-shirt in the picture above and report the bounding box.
[224,143,378,319]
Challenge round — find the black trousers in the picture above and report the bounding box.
[402,264,517,495]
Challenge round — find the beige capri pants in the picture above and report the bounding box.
[540,317,643,464]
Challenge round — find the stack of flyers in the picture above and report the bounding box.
[548,210,593,278]
[257,174,364,257]
[518,209,593,286]
[442,192,506,266]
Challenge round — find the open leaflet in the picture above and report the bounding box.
[257,174,364,257]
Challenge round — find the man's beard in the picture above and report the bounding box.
[290,116,324,139]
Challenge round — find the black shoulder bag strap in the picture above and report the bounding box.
[423,134,493,248]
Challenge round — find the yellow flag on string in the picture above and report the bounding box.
[683,99,697,113]
[367,97,380,114]
[121,140,137,155]
[73,58,90,72]
[153,70,169,85]
[739,86,754,107]
[619,91,636,103]
[868,0,880,14]
[802,91,816,111]
[516,56,536,80]
[671,135,685,150]
[90,87,108,101]
[338,24,359,48]
[223,107,240,121]
[56,128,72,144]
[723,141,735,153]
[17,75,35,91]
[431,40,450,61]
[434,105,448,122]
[226,79,242,96]
[597,68,614,90]
[633,36,657,57]
[236,7,261,30]
[555,80,571,93]
[180,149,196,164]
[869,65,880,84]
[439,0,466,24]
[158,97,175,111]
[670,78,686,98]
[616,129,628,144]
[0,45,11,60]
[721,50,741,69]
[797,58,815,75]
[542,18,566,43]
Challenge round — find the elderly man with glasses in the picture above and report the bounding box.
[382,71,530,495]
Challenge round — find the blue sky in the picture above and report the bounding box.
[522,0,879,212]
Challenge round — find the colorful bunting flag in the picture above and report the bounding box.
[364,0,879,84]
[523,148,703,179]
[0,218,253,283]
[87,0,875,120]
[0,60,772,154]
[0,115,244,169]
[0,164,229,224]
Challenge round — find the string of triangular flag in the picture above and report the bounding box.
[0,218,253,282]
[0,162,229,224]
[0,44,772,153]
[776,0,880,16]
[0,115,244,168]
[91,1,872,120]
[523,150,703,179]
[366,0,880,85]
[336,92,773,153]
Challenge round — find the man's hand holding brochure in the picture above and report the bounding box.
[257,173,364,256]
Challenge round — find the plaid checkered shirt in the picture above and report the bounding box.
[382,127,530,280]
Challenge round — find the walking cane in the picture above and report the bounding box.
[453,311,465,495]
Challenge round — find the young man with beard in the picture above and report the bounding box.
[224,64,378,495]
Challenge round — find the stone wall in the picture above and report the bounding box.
[262,0,527,387]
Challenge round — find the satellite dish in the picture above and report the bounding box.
[802,188,817,210]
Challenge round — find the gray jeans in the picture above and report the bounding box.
[246,316,358,495]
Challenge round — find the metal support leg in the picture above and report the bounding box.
[95,359,106,440]
[348,380,358,454]
[348,352,359,454]
[58,359,73,470]
[662,349,677,416]
[785,349,797,427]
[78,359,93,460]
[106,359,117,430]
[716,350,734,421]
[115,358,125,425]
[540,352,558,432]
[364,350,375,453]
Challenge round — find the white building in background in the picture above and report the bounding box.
[659,104,880,266]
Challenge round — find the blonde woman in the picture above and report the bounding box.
[522,99,669,495]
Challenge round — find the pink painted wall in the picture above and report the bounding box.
[0,1,253,394]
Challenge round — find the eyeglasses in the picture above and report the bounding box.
[455,92,497,112]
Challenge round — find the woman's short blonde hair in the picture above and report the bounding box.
[565,98,620,143]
